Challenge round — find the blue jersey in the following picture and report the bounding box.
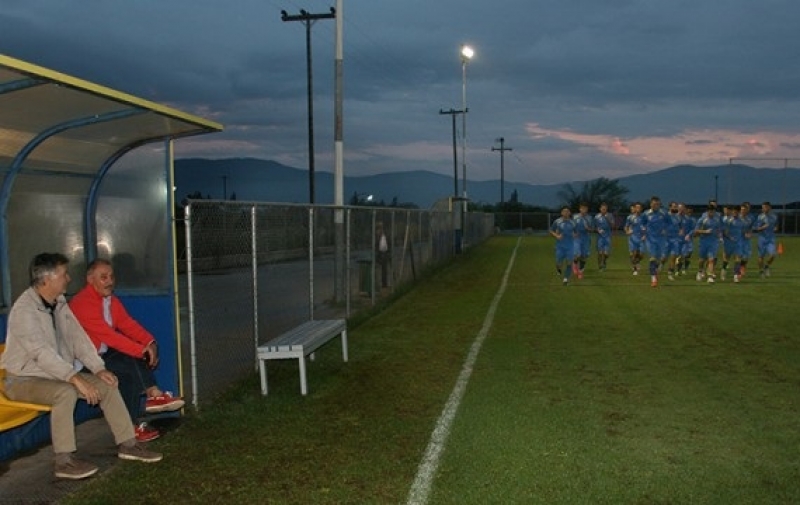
[573,213,594,237]
[595,212,613,236]
[755,211,778,241]
[695,213,722,243]
[625,214,645,241]
[551,217,576,249]
[682,215,697,240]
[665,212,684,240]
[724,216,747,243]
[642,208,669,239]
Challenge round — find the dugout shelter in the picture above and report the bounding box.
[0,53,222,460]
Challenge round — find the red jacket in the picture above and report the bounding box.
[69,285,155,358]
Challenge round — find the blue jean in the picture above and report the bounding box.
[101,348,157,423]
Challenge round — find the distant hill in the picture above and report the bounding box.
[174,158,800,209]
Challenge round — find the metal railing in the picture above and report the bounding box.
[179,201,495,406]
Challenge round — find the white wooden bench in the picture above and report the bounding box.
[257,319,348,396]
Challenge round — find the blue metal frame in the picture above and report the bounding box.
[0,108,147,305]
[0,77,46,95]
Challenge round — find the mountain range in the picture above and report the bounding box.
[174,157,800,209]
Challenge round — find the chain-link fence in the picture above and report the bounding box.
[178,201,495,406]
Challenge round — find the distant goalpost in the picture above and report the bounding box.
[729,157,800,234]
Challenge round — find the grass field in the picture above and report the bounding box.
[65,235,800,504]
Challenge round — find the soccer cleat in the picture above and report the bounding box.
[668,273,675,281]
[562,277,568,286]
[632,269,638,276]
[145,392,185,414]
[707,276,715,284]
[135,422,160,443]
[696,272,704,281]
[733,275,740,283]
[720,269,726,281]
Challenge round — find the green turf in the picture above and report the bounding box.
[64,235,800,504]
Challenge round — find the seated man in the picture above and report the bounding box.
[1,253,161,480]
[70,258,184,442]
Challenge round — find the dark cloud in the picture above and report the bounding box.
[3,0,800,184]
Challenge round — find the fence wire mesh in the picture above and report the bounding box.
[180,201,494,406]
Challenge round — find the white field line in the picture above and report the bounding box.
[406,237,521,505]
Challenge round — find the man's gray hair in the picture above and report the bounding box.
[29,252,69,287]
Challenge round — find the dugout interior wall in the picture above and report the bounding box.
[0,53,222,459]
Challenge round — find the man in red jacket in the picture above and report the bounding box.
[70,258,184,442]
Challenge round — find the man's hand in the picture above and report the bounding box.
[143,341,159,368]
[96,369,118,388]
[69,374,102,405]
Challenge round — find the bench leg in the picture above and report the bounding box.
[299,356,308,395]
[258,359,268,396]
[341,329,349,362]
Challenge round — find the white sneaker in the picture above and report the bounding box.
[668,273,675,281]
[707,276,715,284]
[696,272,704,281]
[733,275,740,283]
[632,269,638,276]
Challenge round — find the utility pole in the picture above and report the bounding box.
[439,108,464,198]
[281,7,335,204]
[492,137,512,204]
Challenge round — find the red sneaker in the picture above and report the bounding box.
[145,392,185,413]
[135,422,160,442]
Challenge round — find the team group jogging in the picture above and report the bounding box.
[550,197,780,288]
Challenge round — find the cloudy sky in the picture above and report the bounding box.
[3,0,800,185]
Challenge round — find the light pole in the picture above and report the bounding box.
[460,44,473,249]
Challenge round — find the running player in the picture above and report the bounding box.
[664,201,684,281]
[754,201,779,277]
[572,202,594,279]
[624,203,645,275]
[694,204,723,283]
[738,202,754,277]
[594,202,614,272]
[722,206,746,283]
[679,204,696,275]
[550,206,578,285]
[641,196,669,287]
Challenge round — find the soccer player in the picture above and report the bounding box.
[719,205,733,280]
[679,204,696,275]
[664,201,684,281]
[641,196,669,287]
[721,206,746,283]
[572,202,593,279]
[694,204,723,283]
[594,202,614,272]
[754,201,779,277]
[550,206,577,285]
[624,203,645,275]
[738,202,754,277]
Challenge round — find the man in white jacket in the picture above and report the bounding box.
[1,253,162,480]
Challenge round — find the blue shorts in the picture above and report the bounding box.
[740,239,752,259]
[723,240,741,258]
[646,237,667,261]
[574,236,591,258]
[698,239,720,260]
[758,238,776,258]
[666,238,683,257]
[556,245,573,264]
[682,237,694,255]
[596,234,611,254]
[628,236,643,253]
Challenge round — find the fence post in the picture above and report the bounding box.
[308,207,315,320]
[251,204,259,371]
[184,203,199,409]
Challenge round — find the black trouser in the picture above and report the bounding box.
[101,348,157,423]
[377,251,389,287]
